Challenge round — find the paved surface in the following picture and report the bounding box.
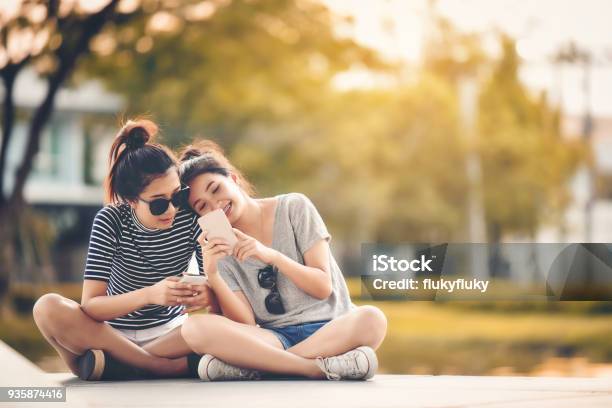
[45,373,612,408]
[1,341,611,408]
[0,341,85,407]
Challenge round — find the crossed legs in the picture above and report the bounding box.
[180,305,387,377]
[32,293,191,377]
[34,293,387,379]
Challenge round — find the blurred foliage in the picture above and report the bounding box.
[0,316,56,363]
[2,207,58,295]
[376,300,612,375]
[80,0,386,145]
[79,1,583,247]
[422,11,489,81]
[0,283,81,363]
[8,283,81,315]
[233,77,468,244]
[478,36,583,241]
[422,15,583,242]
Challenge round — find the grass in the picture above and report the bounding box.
[0,315,56,363]
[1,280,611,375]
[366,300,612,374]
[348,276,612,374]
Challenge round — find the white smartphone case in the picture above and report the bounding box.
[198,209,238,250]
[180,274,208,284]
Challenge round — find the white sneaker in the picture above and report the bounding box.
[197,354,261,381]
[315,346,378,380]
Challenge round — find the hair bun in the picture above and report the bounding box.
[179,140,224,162]
[125,126,149,150]
[180,147,202,161]
[118,119,158,151]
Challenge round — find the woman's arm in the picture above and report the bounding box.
[233,229,332,300]
[80,277,194,322]
[207,274,256,325]
[270,239,332,300]
[199,234,256,325]
[81,280,148,321]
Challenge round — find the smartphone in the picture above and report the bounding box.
[180,274,208,285]
[198,208,238,250]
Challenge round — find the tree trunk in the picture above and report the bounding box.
[9,0,120,206]
[0,203,19,317]
[0,67,20,316]
[0,67,18,206]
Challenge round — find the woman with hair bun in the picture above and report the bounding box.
[178,140,387,381]
[33,119,213,380]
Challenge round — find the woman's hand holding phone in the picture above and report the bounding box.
[197,231,231,277]
[145,276,193,306]
[180,282,219,314]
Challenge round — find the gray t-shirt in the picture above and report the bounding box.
[218,193,354,328]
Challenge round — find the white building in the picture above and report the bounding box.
[1,68,123,206]
[0,68,123,281]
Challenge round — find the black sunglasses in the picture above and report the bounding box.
[138,186,190,216]
[257,265,285,315]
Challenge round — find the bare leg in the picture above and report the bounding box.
[288,305,387,359]
[142,325,193,359]
[33,293,188,377]
[181,314,323,378]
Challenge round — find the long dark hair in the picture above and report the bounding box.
[104,119,177,204]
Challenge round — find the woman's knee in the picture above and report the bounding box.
[33,293,81,331]
[354,305,387,348]
[181,314,225,352]
[33,293,64,322]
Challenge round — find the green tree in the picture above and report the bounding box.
[81,0,384,146]
[422,8,582,243]
[233,73,467,248]
[478,35,582,241]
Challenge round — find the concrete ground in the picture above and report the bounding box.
[1,341,611,408]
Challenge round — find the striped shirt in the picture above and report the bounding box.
[84,203,203,330]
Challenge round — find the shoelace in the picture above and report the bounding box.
[316,357,339,380]
[316,350,361,381]
[218,360,261,380]
[237,368,261,380]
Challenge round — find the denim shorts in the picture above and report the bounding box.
[267,320,331,349]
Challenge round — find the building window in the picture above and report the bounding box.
[33,122,61,178]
